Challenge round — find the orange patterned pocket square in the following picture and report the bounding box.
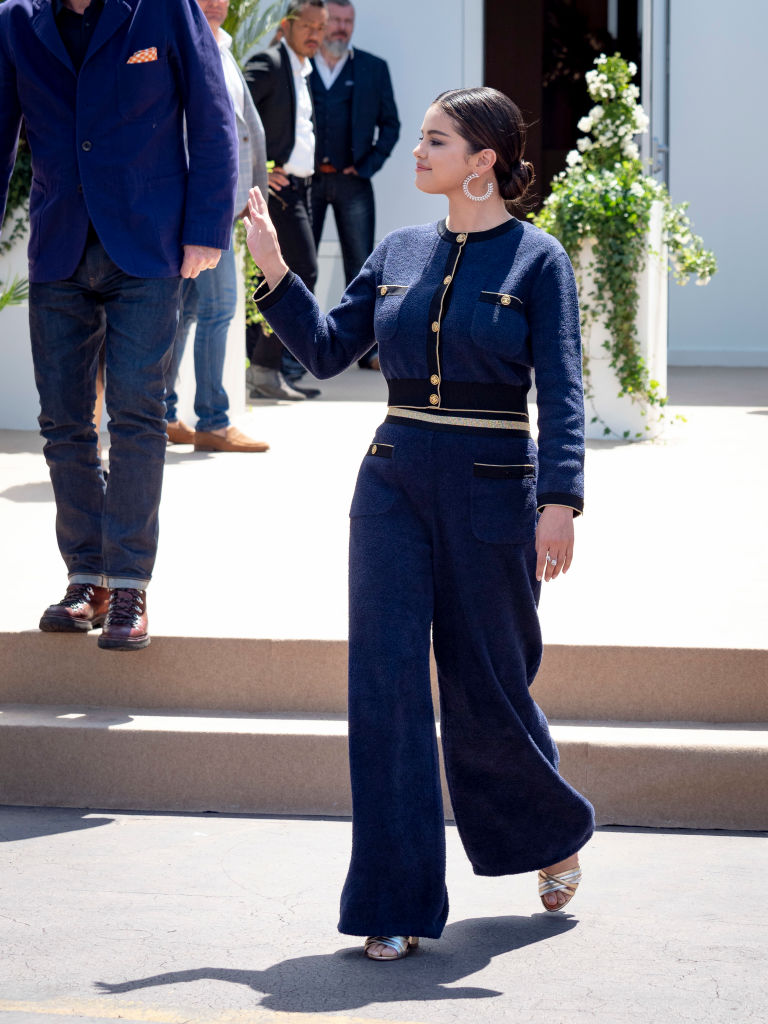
[127,47,158,64]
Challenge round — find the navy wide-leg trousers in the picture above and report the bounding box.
[338,422,594,939]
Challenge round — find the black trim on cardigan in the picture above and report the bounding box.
[388,379,529,415]
[252,271,295,310]
[437,218,521,244]
[537,492,584,516]
[473,463,535,479]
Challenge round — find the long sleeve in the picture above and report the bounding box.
[356,58,400,179]
[0,22,22,237]
[528,250,585,514]
[253,251,381,378]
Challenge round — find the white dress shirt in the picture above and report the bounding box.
[217,28,245,119]
[313,48,351,90]
[283,40,315,178]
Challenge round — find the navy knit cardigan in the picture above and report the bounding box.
[254,217,585,514]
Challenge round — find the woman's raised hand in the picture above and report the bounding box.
[243,186,288,290]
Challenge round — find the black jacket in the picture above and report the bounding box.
[244,41,309,168]
[310,47,400,179]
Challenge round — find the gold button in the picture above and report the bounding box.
[430,374,439,385]
[429,394,439,406]
[443,275,452,285]
[431,321,439,333]
[456,233,467,243]
[380,285,388,296]
[371,444,378,454]
[500,294,512,306]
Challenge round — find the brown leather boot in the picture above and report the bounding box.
[97,588,150,651]
[39,583,110,633]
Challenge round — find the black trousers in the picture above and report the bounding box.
[311,171,375,286]
[249,178,317,370]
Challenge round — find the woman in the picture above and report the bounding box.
[245,86,594,961]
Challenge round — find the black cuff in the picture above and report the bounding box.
[252,270,295,311]
[537,492,584,517]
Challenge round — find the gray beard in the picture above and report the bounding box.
[324,38,349,59]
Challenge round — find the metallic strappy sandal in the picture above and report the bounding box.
[538,866,582,912]
[364,935,419,961]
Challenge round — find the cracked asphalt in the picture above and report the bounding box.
[0,807,765,1024]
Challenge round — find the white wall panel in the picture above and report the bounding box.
[668,0,768,365]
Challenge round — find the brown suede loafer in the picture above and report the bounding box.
[97,588,150,651]
[193,427,270,453]
[39,583,110,633]
[166,420,196,445]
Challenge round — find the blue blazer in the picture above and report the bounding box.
[0,0,238,282]
[310,47,400,179]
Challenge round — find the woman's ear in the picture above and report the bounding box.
[472,148,498,174]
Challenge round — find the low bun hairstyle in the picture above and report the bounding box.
[433,87,535,209]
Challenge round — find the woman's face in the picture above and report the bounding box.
[413,105,487,197]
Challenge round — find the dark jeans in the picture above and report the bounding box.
[29,237,181,588]
[311,171,375,285]
[251,178,317,370]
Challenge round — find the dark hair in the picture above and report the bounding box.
[433,87,534,208]
[285,0,326,18]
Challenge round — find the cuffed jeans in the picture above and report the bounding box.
[166,236,236,432]
[29,236,181,589]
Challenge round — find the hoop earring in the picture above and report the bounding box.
[462,172,494,202]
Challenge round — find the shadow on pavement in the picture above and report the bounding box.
[95,913,577,1011]
[0,806,114,843]
[0,480,53,502]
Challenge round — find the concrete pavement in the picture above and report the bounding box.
[0,806,766,1024]
[0,366,766,648]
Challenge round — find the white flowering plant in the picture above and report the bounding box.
[534,54,716,432]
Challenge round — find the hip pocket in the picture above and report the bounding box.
[349,443,398,517]
[470,462,536,544]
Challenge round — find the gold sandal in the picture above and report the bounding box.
[364,935,419,961]
[538,866,582,912]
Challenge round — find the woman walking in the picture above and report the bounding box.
[244,86,594,960]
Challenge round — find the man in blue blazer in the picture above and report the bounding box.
[310,0,399,368]
[0,0,238,649]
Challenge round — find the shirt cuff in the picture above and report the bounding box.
[252,270,294,310]
[537,493,584,517]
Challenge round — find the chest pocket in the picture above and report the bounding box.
[373,284,409,342]
[469,290,529,359]
[118,56,174,122]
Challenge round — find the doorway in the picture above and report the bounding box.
[484,0,642,209]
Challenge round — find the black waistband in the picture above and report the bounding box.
[387,379,529,417]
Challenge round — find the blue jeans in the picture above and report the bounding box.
[29,237,181,589]
[165,239,236,432]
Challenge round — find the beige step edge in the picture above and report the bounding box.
[1,704,766,831]
[1,633,766,723]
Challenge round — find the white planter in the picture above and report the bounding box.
[0,231,245,431]
[578,201,668,440]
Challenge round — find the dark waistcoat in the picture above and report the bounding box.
[312,59,354,169]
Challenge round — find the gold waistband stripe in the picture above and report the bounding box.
[387,407,530,432]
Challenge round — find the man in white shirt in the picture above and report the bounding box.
[244,0,328,401]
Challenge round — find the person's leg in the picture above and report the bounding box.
[332,174,375,286]
[339,426,449,942]
[331,175,378,367]
[192,243,236,433]
[310,172,329,251]
[430,431,594,878]
[29,262,108,587]
[165,278,197,429]
[99,247,181,589]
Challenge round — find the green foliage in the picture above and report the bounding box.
[0,275,28,312]
[533,54,716,435]
[222,0,290,65]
